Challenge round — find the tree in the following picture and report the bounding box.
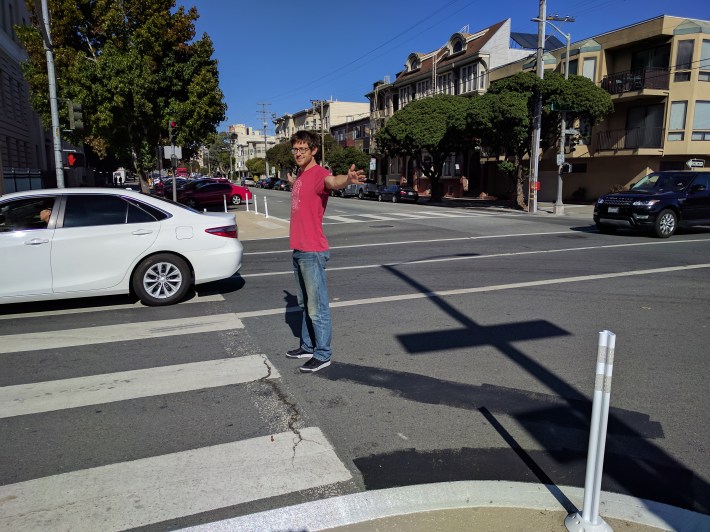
[267,141,296,176]
[481,71,613,209]
[376,95,470,202]
[16,0,226,177]
[246,158,266,177]
[327,147,370,176]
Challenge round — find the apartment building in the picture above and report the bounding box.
[0,0,48,193]
[273,100,370,142]
[492,15,710,201]
[366,19,548,194]
[226,124,278,179]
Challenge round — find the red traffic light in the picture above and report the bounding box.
[67,153,77,166]
[169,120,177,128]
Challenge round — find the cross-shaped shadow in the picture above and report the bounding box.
[318,263,708,524]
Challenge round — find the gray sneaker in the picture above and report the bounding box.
[299,358,331,373]
[286,347,313,359]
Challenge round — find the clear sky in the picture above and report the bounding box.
[182,0,708,132]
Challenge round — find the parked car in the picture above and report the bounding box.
[273,179,291,192]
[177,182,253,208]
[378,185,419,203]
[594,169,710,238]
[0,188,243,306]
[342,179,379,199]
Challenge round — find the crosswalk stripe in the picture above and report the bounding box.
[0,427,352,532]
[0,293,226,321]
[0,355,276,418]
[358,213,397,220]
[324,215,359,222]
[0,313,244,354]
[414,210,476,217]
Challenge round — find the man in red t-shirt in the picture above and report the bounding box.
[285,130,365,373]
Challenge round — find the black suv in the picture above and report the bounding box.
[594,170,710,238]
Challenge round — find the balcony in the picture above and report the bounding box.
[600,67,670,95]
[597,127,665,151]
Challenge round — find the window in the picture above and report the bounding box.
[436,72,453,95]
[567,59,578,76]
[582,58,596,81]
[668,101,687,141]
[63,195,157,228]
[399,86,412,106]
[460,64,476,93]
[452,40,463,54]
[0,196,57,232]
[674,40,694,82]
[692,101,710,141]
[415,79,431,98]
[700,40,710,82]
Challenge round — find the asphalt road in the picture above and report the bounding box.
[1,190,708,530]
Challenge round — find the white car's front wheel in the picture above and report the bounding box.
[132,254,191,306]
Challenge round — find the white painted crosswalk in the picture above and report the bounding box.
[323,209,498,225]
[0,306,352,530]
[0,427,350,532]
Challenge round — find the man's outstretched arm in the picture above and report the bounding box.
[325,164,366,190]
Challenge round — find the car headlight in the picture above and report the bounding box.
[632,199,660,207]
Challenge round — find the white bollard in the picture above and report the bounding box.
[565,330,615,532]
[223,194,227,212]
[264,196,269,218]
[246,194,250,212]
[254,195,259,215]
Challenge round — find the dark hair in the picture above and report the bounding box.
[290,130,319,149]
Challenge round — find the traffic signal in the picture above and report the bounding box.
[68,100,84,130]
[66,152,85,168]
[168,119,177,144]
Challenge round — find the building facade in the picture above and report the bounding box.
[0,0,48,194]
[491,15,710,202]
[366,19,538,195]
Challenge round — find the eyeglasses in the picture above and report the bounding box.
[291,147,311,155]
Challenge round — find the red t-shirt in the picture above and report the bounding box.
[290,165,330,251]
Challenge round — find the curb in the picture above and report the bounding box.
[178,481,710,531]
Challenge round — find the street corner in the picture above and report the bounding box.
[235,210,290,241]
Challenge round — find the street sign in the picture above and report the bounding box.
[564,128,580,135]
[556,153,565,166]
[163,146,182,159]
[369,158,376,171]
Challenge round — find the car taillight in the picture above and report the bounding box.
[205,225,238,238]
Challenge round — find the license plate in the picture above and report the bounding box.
[608,206,619,213]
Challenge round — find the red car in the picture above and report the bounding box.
[177,181,253,208]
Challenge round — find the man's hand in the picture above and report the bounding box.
[346,164,366,184]
[287,172,296,184]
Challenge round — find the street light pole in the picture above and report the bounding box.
[535,16,574,215]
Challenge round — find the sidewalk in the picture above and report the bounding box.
[181,481,710,531]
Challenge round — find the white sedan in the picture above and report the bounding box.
[0,188,243,306]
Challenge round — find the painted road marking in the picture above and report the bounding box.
[0,427,351,532]
[235,263,710,318]
[0,355,276,418]
[0,293,226,321]
[0,313,244,354]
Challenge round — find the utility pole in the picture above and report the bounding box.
[541,15,575,215]
[311,99,326,165]
[37,0,65,188]
[257,102,271,179]
[529,0,546,213]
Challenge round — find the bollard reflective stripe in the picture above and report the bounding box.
[264,196,269,218]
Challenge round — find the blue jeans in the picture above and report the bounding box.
[292,250,332,361]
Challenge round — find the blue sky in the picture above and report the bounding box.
[182,0,708,132]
